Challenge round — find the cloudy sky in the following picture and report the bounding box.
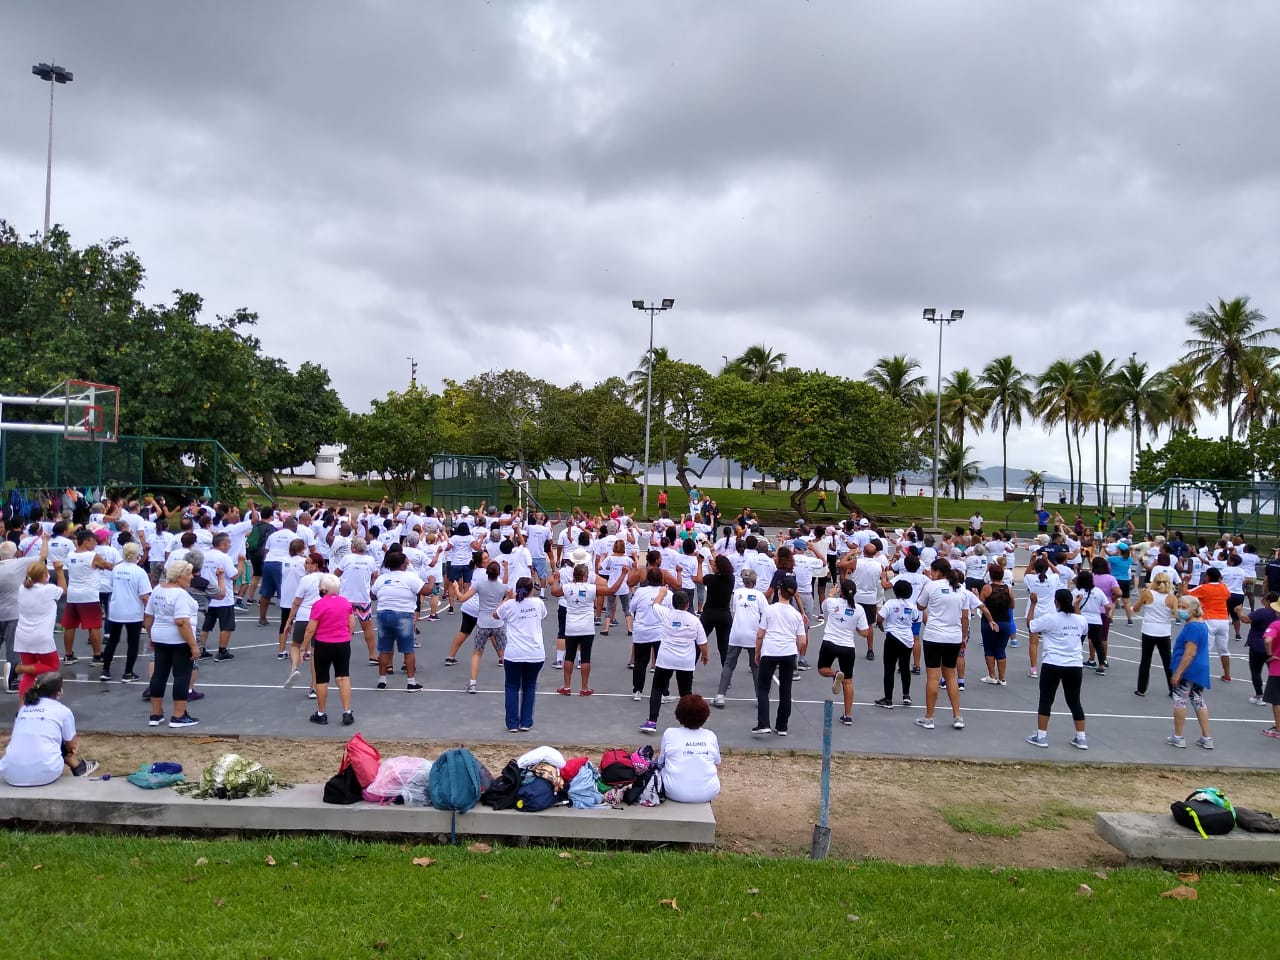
[4,1,1278,490]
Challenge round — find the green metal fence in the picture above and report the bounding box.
[1113,478,1280,544]
[430,454,501,514]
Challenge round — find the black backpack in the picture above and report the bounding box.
[479,759,523,810]
[1171,788,1236,838]
[323,766,363,805]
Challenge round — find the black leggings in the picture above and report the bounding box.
[103,620,142,675]
[1250,648,1269,696]
[149,643,193,704]
[632,641,658,694]
[700,609,732,664]
[648,667,693,722]
[1086,623,1106,664]
[1136,633,1173,696]
[1037,663,1085,721]
[883,633,912,700]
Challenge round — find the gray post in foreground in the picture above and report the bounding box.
[810,698,833,859]
[632,298,674,518]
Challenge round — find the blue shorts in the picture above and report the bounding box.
[531,557,548,580]
[448,563,473,586]
[911,621,921,637]
[376,610,415,654]
[259,561,283,599]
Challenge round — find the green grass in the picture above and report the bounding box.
[942,801,1097,837]
[0,833,1270,958]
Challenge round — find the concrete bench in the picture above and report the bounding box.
[0,778,715,846]
[1096,812,1280,865]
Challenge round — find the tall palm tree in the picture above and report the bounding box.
[939,440,987,500]
[1023,469,1047,502]
[979,355,1032,500]
[940,368,989,454]
[1234,349,1280,434]
[1077,350,1115,507]
[730,344,787,383]
[1107,356,1166,482]
[865,354,926,405]
[1036,359,1085,504]
[1158,367,1203,437]
[1180,295,1280,444]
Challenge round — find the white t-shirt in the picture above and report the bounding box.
[525,524,551,560]
[337,553,377,605]
[0,698,76,787]
[221,519,254,560]
[280,556,306,606]
[203,550,237,607]
[918,579,965,644]
[371,571,425,614]
[1023,570,1061,610]
[659,725,721,804]
[599,554,634,596]
[758,602,804,657]
[850,557,885,605]
[108,562,152,623]
[47,536,74,565]
[1029,610,1087,667]
[495,597,548,662]
[0,556,28,621]
[448,533,475,565]
[145,585,199,646]
[630,584,671,645]
[879,597,920,645]
[293,572,325,621]
[560,582,599,636]
[793,554,824,594]
[728,588,767,647]
[264,529,298,563]
[889,571,929,607]
[652,604,707,671]
[1139,588,1177,638]
[95,544,121,592]
[821,598,868,648]
[15,583,64,654]
[1221,565,1247,595]
[64,550,100,604]
[1073,587,1108,625]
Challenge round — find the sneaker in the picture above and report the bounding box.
[426,614,440,622]
[309,712,328,725]
[518,726,533,732]
[838,715,853,726]
[952,716,965,729]
[792,672,802,681]
[284,669,301,688]
[552,659,565,670]
[914,716,935,729]
[874,697,894,709]
[979,675,1000,685]
[910,665,921,676]
[307,687,318,699]
[467,680,477,694]
[169,715,200,728]
[443,657,458,666]
[1095,666,1107,676]
[662,694,676,704]
[63,654,78,665]
[632,690,643,701]
[198,648,213,660]
[939,678,947,689]
[1220,675,1233,683]
[865,650,875,662]
[1134,689,1146,697]
[367,658,379,666]
[342,711,355,726]
[276,652,288,661]
[234,598,248,610]
[186,690,205,702]
[1027,668,1038,678]
[557,687,572,696]
[98,672,112,682]
[831,671,844,695]
[400,665,409,674]
[713,694,726,709]
[148,713,164,726]
[377,678,387,690]
[75,760,99,777]
[1167,734,1187,748]
[796,659,812,671]
[1250,695,1266,705]
[258,619,269,627]
[775,729,788,737]
[91,654,103,664]
[901,697,912,706]
[579,688,594,696]
[406,682,423,692]
[1010,637,1019,647]
[956,679,965,690]
[640,720,657,734]
[121,672,140,683]
[1026,733,1048,748]
[214,650,234,661]
[1262,727,1280,739]
[751,725,772,735]
[1070,735,1089,750]
[1196,736,1215,750]
[999,679,1007,686]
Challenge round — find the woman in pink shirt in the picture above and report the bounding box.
[302,574,355,726]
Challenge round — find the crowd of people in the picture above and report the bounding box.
[3,491,1280,778]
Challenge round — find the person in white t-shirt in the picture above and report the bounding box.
[549,562,619,696]
[659,694,721,804]
[837,543,884,661]
[818,580,872,725]
[877,579,921,708]
[753,585,807,736]
[714,569,765,708]
[335,537,379,663]
[0,672,97,784]
[641,589,709,735]
[62,528,112,664]
[915,559,968,730]
[258,519,302,624]
[101,543,151,682]
[198,533,238,661]
[371,551,431,692]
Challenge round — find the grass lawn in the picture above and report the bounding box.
[0,832,1266,958]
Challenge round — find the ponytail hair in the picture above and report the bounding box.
[932,557,963,589]
[839,578,857,608]
[1033,557,1049,581]
[23,560,49,589]
[24,671,62,707]
[514,576,534,602]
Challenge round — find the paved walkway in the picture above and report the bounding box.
[7,586,1278,771]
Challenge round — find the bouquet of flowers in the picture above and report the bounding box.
[174,753,289,800]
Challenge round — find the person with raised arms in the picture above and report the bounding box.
[1026,589,1089,749]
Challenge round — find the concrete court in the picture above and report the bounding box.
[8,584,1280,772]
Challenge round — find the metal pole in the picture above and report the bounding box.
[642,307,654,518]
[932,318,944,529]
[44,78,55,241]
[810,698,833,859]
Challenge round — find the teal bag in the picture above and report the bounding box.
[125,762,185,790]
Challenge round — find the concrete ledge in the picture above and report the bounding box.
[1096,812,1280,865]
[0,779,715,845]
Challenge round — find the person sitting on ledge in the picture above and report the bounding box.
[0,672,97,785]
[658,693,720,803]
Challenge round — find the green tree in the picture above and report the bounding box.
[1132,431,1254,529]
[439,370,553,485]
[1108,356,1166,482]
[548,378,645,503]
[865,354,926,404]
[1077,350,1115,507]
[648,359,715,493]
[1036,359,1085,504]
[1023,469,1046,501]
[940,368,989,456]
[339,385,441,503]
[1180,296,1279,445]
[627,346,672,486]
[938,440,987,501]
[728,344,788,383]
[978,355,1032,501]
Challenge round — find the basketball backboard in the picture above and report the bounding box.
[0,379,120,442]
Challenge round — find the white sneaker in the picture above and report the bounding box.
[952,716,965,730]
[661,694,676,704]
[466,680,477,694]
[1250,695,1266,705]
[1070,735,1089,750]
[979,675,1000,685]
[283,669,301,688]
[914,716,935,730]
[632,691,643,702]
[713,694,726,709]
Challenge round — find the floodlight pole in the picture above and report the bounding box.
[633,299,674,518]
[32,61,73,244]
[924,309,963,530]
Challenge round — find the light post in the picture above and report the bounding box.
[923,308,964,530]
[31,61,74,243]
[633,298,674,517]
[720,354,730,488]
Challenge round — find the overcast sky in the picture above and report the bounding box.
[4,1,1278,490]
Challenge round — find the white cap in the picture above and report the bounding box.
[460,505,471,515]
[859,518,870,527]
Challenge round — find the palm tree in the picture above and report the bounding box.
[1023,470,1047,502]
[1180,295,1280,444]
[1235,348,1280,434]
[730,344,787,383]
[1077,350,1115,507]
[979,355,1032,501]
[1036,359,1085,503]
[939,440,987,500]
[940,368,989,457]
[1108,356,1166,483]
[865,354,927,405]
[627,346,672,486]
[1158,367,1203,437]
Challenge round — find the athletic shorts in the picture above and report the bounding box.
[202,606,236,633]
[1206,619,1231,656]
[1263,675,1280,706]
[376,610,415,654]
[448,563,473,586]
[564,633,594,664]
[259,560,283,598]
[1117,580,1132,598]
[817,640,855,677]
[351,602,372,623]
[923,640,961,670]
[1171,680,1207,711]
[473,625,507,652]
[291,620,310,645]
[458,613,478,637]
[249,552,265,578]
[313,642,351,683]
[62,601,103,630]
[965,578,985,593]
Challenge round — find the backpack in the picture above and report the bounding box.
[339,734,381,789]
[622,766,662,806]
[246,520,273,554]
[430,748,492,841]
[323,766,364,805]
[515,775,559,812]
[1171,788,1236,838]
[600,748,637,786]
[479,759,524,810]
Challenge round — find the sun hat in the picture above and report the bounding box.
[569,547,590,565]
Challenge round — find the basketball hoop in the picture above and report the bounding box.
[0,379,119,442]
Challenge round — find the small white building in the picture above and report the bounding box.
[311,444,345,481]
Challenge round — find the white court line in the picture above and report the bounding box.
[61,677,1277,724]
